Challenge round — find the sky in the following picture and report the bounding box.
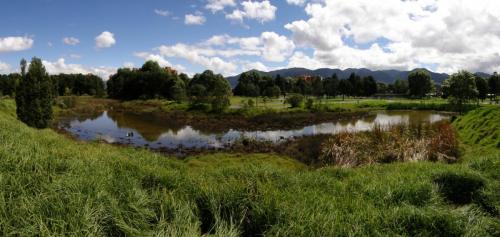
[1,0,500,78]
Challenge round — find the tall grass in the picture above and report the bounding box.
[320,122,460,167]
[0,99,498,236]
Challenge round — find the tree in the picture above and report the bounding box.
[15,58,54,128]
[285,94,304,108]
[323,74,339,97]
[338,79,351,100]
[474,76,489,102]
[263,85,281,98]
[408,70,433,98]
[362,76,377,96]
[488,72,499,102]
[442,71,478,112]
[392,79,409,94]
[189,70,232,112]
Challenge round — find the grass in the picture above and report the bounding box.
[0,98,499,236]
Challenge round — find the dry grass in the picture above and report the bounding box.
[320,121,460,167]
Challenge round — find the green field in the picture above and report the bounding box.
[0,99,499,236]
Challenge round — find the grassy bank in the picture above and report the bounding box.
[0,99,499,236]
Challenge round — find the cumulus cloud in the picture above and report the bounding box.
[95,31,116,48]
[0,61,11,74]
[0,36,34,53]
[133,52,187,71]
[147,31,294,75]
[206,0,236,13]
[62,37,80,45]
[226,0,277,23]
[154,9,170,16]
[42,58,116,79]
[286,0,307,6]
[284,0,500,73]
[185,13,206,25]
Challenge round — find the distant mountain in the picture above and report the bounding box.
[226,68,489,88]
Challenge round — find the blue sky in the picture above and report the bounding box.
[1,0,499,77]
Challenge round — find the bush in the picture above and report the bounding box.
[285,94,304,108]
[305,98,314,109]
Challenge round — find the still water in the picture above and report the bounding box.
[57,111,450,150]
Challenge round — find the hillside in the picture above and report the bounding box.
[226,68,490,88]
[0,99,498,236]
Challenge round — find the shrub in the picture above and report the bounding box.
[305,98,314,109]
[285,94,304,108]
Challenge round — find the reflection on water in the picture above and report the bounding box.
[57,110,450,149]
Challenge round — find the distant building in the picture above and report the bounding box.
[164,67,178,75]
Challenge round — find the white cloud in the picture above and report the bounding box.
[42,58,116,79]
[226,0,277,23]
[62,37,80,45]
[286,0,307,6]
[154,9,171,17]
[134,52,187,71]
[123,62,135,68]
[0,36,34,53]
[151,31,294,75]
[185,13,206,25]
[95,31,116,48]
[69,54,81,59]
[0,61,11,74]
[284,0,500,73]
[157,44,237,75]
[206,0,236,13]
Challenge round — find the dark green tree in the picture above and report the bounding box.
[442,70,478,112]
[338,79,351,100]
[408,70,433,98]
[323,74,339,97]
[362,76,377,96]
[189,70,232,112]
[474,76,489,102]
[488,72,499,102]
[392,79,409,94]
[15,58,54,128]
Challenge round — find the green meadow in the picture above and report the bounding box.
[0,98,498,236]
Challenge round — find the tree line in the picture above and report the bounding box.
[106,61,232,112]
[0,72,105,98]
[3,57,500,129]
[233,69,500,101]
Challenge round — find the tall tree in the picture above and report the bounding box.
[474,76,489,102]
[15,58,54,128]
[362,76,377,96]
[488,72,499,102]
[338,79,351,101]
[323,74,339,97]
[408,70,433,98]
[442,70,478,112]
[189,70,232,112]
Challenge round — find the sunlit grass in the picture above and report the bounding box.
[0,98,498,236]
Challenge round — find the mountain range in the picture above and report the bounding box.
[225,68,491,88]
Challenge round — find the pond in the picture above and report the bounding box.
[56,110,450,150]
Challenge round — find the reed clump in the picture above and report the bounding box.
[320,121,460,167]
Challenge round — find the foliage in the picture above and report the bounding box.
[107,61,187,101]
[52,73,105,97]
[0,73,20,97]
[408,69,434,98]
[15,58,54,128]
[188,70,232,112]
[442,71,478,111]
[475,76,489,101]
[285,94,304,108]
[488,72,500,101]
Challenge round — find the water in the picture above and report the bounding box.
[57,111,450,150]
